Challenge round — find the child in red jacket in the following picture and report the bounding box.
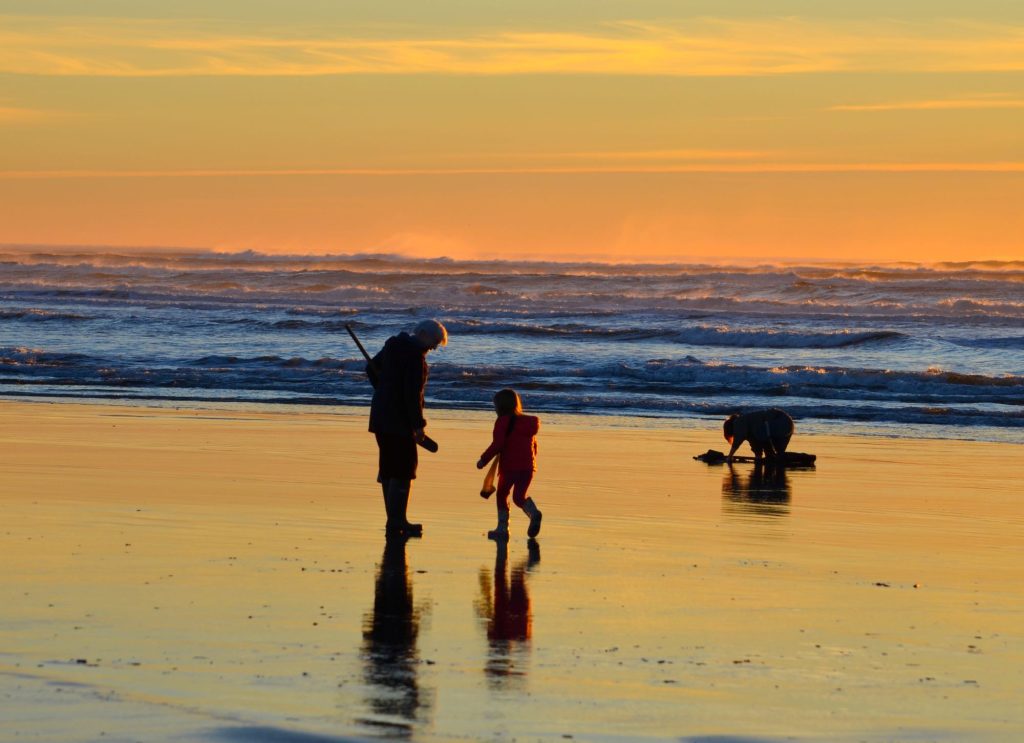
[476,389,543,541]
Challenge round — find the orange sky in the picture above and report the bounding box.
[1,1,1022,262]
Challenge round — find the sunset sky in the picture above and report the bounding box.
[1,0,1022,262]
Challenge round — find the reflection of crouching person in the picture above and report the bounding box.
[724,408,794,464]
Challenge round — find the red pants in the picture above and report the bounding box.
[496,469,533,511]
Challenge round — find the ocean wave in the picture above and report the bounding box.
[0,308,93,322]
[285,307,361,317]
[210,317,382,333]
[442,321,905,349]
[5,346,1019,396]
[0,346,92,367]
[670,327,905,349]
[3,246,1023,439]
[1,348,360,393]
[4,249,1022,326]
[3,346,1021,431]
[4,246,1022,276]
[427,358,1024,405]
[947,336,1024,350]
[938,298,1024,316]
[442,320,671,341]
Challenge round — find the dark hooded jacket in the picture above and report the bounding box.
[368,332,428,435]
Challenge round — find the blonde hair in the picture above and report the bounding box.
[493,388,523,417]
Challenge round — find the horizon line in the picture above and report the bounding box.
[3,243,1021,269]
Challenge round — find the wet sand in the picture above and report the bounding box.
[1,400,1022,742]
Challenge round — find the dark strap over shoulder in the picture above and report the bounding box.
[496,414,517,458]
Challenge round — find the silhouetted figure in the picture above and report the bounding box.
[368,319,447,537]
[722,462,792,518]
[475,540,540,689]
[476,388,544,541]
[360,537,430,736]
[723,408,795,466]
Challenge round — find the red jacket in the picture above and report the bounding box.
[480,414,539,472]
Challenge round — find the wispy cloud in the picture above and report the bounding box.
[532,149,776,161]
[469,149,778,164]
[2,16,1023,77]
[832,94,1024,111]
[0,105,52,122]
[3,162,1023,179]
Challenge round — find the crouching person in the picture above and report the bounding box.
[724,408,794,465]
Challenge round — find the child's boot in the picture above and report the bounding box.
[487,509,510,541]
[523,498,543,538]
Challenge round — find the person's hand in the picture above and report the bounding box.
[476,458,487,470]
[413,427,426,443]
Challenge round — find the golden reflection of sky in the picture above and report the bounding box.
[1,2,1022,261]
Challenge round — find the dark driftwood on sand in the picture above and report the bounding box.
[693,449,817,467]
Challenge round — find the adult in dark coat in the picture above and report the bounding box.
[368,319,447,537]
[723,408,795,464]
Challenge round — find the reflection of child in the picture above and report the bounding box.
[476,389,543,540]
[476,544,534,643]
[474,541,539,687]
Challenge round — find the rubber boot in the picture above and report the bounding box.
[380,479,396,534]
[487,509,510,541]
[387,479,422,537]
[523,498,543,538]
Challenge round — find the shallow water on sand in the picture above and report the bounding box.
[1,404,1022,741]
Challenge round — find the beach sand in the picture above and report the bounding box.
[1,400,1022,742]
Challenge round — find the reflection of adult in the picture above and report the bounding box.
[360,538,427,733]
[368,319,448,537]
[724,408,794,464]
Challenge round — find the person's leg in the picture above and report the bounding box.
[380,478,393,527]
[488,509,510,541]
[509,471,533,510]
[522,499,542,538]
[375,434,394,531]
[489,475,512,540]
[377,433,421,536]
[400,433,420,534]
[768,412,794,463]
[387,478,422,537]
[511,471,542,538]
